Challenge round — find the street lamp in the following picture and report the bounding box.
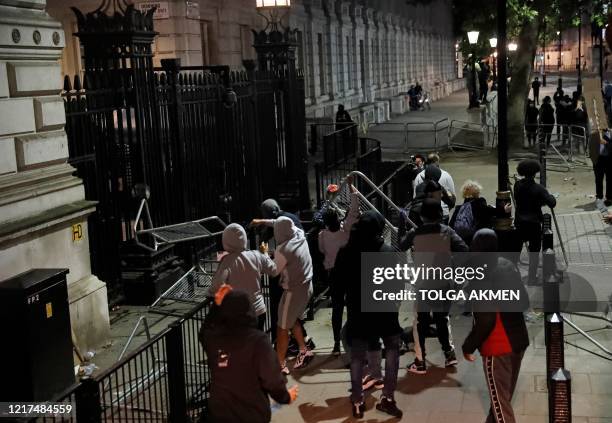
[490,38,498,91]
[508,42,518,51]
[467,30,480,108]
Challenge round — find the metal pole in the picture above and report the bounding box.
[578,8,583,94]
[600,26,604,84]
[497,0,508,192]
[543,20,547,86]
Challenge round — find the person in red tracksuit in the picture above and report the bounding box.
[462,229,530,423]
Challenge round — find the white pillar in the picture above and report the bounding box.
[0,0,110,353]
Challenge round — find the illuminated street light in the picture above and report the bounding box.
[467,31,480,44]
[489,37,498,48]
[508,42,518,51]
[256,0,290,7]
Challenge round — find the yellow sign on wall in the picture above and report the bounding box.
[72,223,83,242]
[46,302,53,319]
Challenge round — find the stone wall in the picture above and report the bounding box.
[48,0,462,124]
[291,0,462,121]
[0,0,109,354]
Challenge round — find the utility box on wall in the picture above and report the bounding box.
[0,269,75,401]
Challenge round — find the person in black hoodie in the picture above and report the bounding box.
[463,229,529,423]
[333,210,403,419]
[524,100,539,148]
[200,289,298,423]
[513,160,557,285]
[572,99,589,154]
[539,96,556,146]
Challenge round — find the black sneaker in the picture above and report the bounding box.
[352,401,365,418]
[444,349,458,367]
[376,396,403,418]
[293,349,314,370]
[407,358,427,375]
[332,341,341,357]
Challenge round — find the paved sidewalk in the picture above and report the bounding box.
[272,309,612,422]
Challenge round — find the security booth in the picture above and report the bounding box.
[0,269,74,401]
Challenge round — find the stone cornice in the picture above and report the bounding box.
[0,163,80,208]
[0,4,64,60]
[0,199,97,248]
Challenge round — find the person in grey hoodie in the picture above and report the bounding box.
[209,223,278,331]
[251,216,314,375]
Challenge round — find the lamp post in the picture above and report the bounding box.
[468,30,480,108]
[557,30,562,88]
[496,0,512,233]
[490,37,498,91]
[577,6,583,95]
[542,20,547,87]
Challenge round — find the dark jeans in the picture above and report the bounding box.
[594,155,612,200]
[329,277,345,343]
[533,90,539,105]
[414,312,453,360]
[483,351,525,423]
[350,335,400,402]
[539,129,552,146]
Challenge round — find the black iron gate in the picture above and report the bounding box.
[64,3,308,301]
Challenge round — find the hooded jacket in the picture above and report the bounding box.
[200,291,290,423]
[209,224,277,316]
[462,229,530,356]
[262,216,313,290]
[333,211,402,340]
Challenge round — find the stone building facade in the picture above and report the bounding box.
[47,0,462,123]
[0,0,110,353]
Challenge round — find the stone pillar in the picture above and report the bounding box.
[0,0,110,353]
[322,0,338,99]
[362,7,375,103]
[154,0,203,66]
[408,24,415,84]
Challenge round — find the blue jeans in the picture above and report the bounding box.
[350,335,400,403]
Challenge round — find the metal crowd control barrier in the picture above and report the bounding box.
[533,124,590,172]
[367,122,409,153]
[330,170,417,251]
[448,120,493,151]
[402,118,449,153]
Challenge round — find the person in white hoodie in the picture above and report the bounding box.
[251,216,314,375]
[209,223,278,331]
[318,182,359,356]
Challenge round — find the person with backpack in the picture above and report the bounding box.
[209,224,278,331]
[449,180,499,246]
[318,181,360,356]
[399,198,469,375]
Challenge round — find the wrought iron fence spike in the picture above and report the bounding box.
[63,74,72,92]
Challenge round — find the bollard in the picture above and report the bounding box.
[549,368,572,423]
[545,313,565,381]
